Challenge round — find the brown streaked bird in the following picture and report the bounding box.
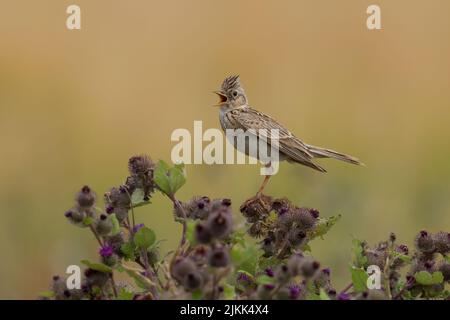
[214,75,363,196]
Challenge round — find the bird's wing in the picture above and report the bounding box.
[226,106,317,164]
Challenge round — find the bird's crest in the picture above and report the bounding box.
[221,75,241,92]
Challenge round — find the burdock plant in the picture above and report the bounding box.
[40,154,449,300]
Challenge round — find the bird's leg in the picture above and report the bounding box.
[255,162,273,198]
[256,175,271,198]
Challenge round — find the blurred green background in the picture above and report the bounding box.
[1,0,450,299]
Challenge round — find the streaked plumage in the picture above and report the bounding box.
[215,75,363,173]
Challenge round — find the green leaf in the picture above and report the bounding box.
[223,284,236,300]
[154,160,171,195]
[351,238,368,268]
[81,260,113,273]
[124,269,154,290]
[231,243,261,276]
[82,216,95,226]
[38,290,55,298]
[301,244,312,252]
[169,163,186,194]
[350,266,368,292]
[130,188,151,207]
[185,220,197,245]
[256,275,275,285]
[319,288,331,300]
[154,160,186,196]
[191,289,203,300]
[307,214,341,240]
[415,271,444,285]
[110,214,120,235]
[121,242,137,260]
[391,250,411,263]
[117,287,134,300]
[134,227,156,249]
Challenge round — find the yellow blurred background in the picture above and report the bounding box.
[1,0,450,299]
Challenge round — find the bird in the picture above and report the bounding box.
[214,75,363,196]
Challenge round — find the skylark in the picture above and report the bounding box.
[214,75,363,195]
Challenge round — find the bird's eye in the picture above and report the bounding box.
[232,91,238,97]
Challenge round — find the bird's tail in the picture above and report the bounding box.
[306,144,364,166]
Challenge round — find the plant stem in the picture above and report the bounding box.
[110,273,118,299]
[340,282,353,294]
[89,225,103,247]
[168,194,187,246]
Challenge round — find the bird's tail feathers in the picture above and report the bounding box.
[306,144,364,166]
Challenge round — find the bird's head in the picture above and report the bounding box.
[214,75,248,108]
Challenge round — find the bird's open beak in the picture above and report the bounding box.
[213,91,228,106]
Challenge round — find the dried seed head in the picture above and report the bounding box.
[211,198,232,211]
[287,229,307,247]
[172,258,196,282]
[240,194,272,223]
[84,268,110,288]
[391,244,409,268]
[52,275,67,299]
[438,262,450,281]
[276,211,296,230]
[260,237,276,257]
[186,196,211,220]
[208,246,230,268]
[64,208,85,224]
[101,253,118,267]
[195,222,212,244]
[105,186,131,209]
[104,232,125,256]
[128,155,154,176]
[299,257,320,278]
[113,207,129,223]
[76,185,96,208]
[365,249,387,269]
[432,231,450,255]
[95,214,113,236]
[183,271,204,291]
[247,222,264,238]
[206,210,233,239]
[275,265,291,283]
[272,198,294,215]
[293,207,318,230]
[287,253,305,276]
[415,230,435,253]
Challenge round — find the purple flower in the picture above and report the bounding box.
[99,245,114,258]
[265,268,274,277]
[288,285,301,299]
[237,272,251,282]
[322,268,331,276]
[133,223,145,234]
[337,292,350,300]
[263,284,275,290]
